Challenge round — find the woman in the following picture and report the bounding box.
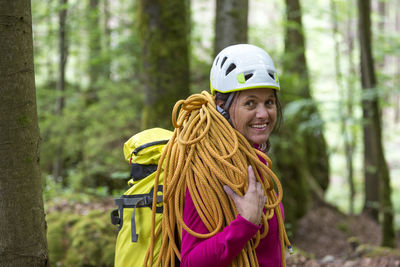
[180,44,288,267]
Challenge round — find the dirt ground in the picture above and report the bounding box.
[287,202,400,267]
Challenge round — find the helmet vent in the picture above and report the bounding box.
[225,63,236,76]
[245,73,253,81]
[215,57,219,66]
[220,56,227,68]
[268,72,275,80]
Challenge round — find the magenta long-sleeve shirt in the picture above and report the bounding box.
[181,154,283,267]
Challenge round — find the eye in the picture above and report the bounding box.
[244,100,255,107]
[265,99,275,106]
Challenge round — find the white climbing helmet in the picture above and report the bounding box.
[210,44,280,95]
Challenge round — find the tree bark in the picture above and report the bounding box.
[52,0,68,181]
[214,0,248,56]
[137,0,190,130]
[358,0,395,247]
[0,0,49,265]
[358,0,379,221]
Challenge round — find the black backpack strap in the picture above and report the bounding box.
[130,197,145,242]
[112,185,164,242]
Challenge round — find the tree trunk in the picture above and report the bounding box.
[358,0,379,221]
[0,0,49,265]
[274,0,330,228]
[137,0,190,130]
[377,0,386,70]
[214,0,248,56]
[358,0,395,247]
[52,0,68,181]
[345,1,357,216]
[103,0,111,79]
[330,0,356,215]
[87,0,101,104]
[45,0,56,86]
[395,1,400,124]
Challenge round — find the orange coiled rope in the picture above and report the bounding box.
[144,91,291,267]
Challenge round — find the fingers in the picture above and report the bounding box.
[223,185,237,201]
[224,166,268,225]
[250,166,266,210]
[247,165,256,190]
[256,180,262,192]
[249,165,264,197]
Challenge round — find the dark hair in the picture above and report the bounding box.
[274,90,283,131]
[214,90,283,152]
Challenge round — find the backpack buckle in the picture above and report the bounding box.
[110,209,121,225]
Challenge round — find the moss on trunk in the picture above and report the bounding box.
[137,0,190,130]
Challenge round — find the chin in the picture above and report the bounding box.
[250,137,268,145]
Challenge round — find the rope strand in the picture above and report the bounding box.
[146,91,291,267]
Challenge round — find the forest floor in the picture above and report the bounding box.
[287,201,400,267]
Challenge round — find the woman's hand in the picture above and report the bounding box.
[223,166,267,225]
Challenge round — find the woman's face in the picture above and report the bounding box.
[228,88,277,145]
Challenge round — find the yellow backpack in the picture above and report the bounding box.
[111,128,173,267]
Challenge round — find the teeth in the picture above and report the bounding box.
[251,124,267,129]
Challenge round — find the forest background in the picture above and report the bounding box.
[1,0,400,266]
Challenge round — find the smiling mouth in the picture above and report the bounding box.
[250,123,268,129]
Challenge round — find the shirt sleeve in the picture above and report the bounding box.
[181,188,261,267]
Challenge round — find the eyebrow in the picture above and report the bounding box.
[244,93,275,99]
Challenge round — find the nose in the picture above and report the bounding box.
[256,105,268,120]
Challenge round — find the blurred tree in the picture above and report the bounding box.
[45,0,57,85]
[0,0,48,265]
[397,1,400,123]
[273,0,330,228]
[377,0,386,70]
[52,0,68,182]
[344,0,358,216]
[358,0,395,247]
[137,0,190,129]
[87,0,102,105]
[330,0,356,215]
[214,0,248,56]
[103,0,111,79]
[30,0,144,192]
[358,0,379,221]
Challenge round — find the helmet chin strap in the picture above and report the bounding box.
[216,92,235,126]
[224,92,235,111]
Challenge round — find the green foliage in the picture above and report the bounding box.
[283,99,325,134]
[47,210,116,266]
[33,0,143,192]
[66,210,115,266]
[37,79,139,190]
[190,50,211,93]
